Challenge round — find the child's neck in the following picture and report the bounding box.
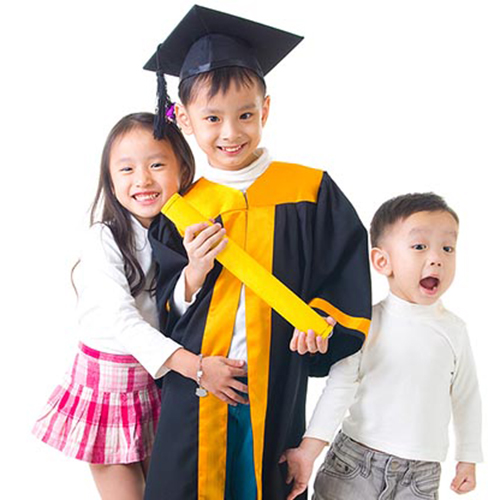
[204,148,271,191]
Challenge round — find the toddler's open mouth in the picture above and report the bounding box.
[420,276,440,293]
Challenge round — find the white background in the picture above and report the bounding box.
[2,0,499,498]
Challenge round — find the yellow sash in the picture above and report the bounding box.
[162,193,333,338]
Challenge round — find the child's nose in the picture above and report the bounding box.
[428,251,443,267]
[135,169,153,186]
[221,119,241,141]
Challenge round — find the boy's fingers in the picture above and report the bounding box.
[278,453,286,464]
[198,228,226,254]
[305,330,317,353]
[326,315,336,327]
[317,335,328,354]
[297,331,307,355]
[290,330,299,351]
[184,222,209,242]
[205,238,228,261]
[192,223,223,248]
[288,482,307,500]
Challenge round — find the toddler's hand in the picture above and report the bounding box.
[290,316,336,355]
[279,448,313,500]
[451,462,476,494]
[279,438,326,500]
[201,356,248,406]
[183,222,228,299]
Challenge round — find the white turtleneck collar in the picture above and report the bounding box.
[382,291,444,319]
[203,148,272,192]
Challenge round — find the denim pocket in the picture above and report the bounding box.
[320,447,361,480]
[410,466,441,499]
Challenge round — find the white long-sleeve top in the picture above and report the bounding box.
[305,293,483,463]
[76,217,182,378]
[172,148,272,361]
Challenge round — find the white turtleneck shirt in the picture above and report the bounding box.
[305,293,483,463]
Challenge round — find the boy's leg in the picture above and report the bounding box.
[225,403,257,500]
[393,461,441,500]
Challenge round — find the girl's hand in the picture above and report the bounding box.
[201,356,249,406]
[290,316,336,354]
[451,462,476,494]
[183,222,228,301]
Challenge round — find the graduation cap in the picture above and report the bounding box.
[144,5,303,138]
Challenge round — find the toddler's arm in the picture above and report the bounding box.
[279,438,327,500]
[451,462,476,494]
[281,351,361,498]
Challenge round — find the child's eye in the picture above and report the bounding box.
[412,244,427,250]
[206,115,220,123]
[120,166,133,173]
[240,112,253,120]
[151,163,165,169]
[443,246,455,253]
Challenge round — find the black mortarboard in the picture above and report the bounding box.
[144,5,303,138]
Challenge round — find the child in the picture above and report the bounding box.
[32,112,249,500]
[143,6,371,500]
[281,193,483,499]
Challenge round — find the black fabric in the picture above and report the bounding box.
[143,5,303,80]
[144,167,371,500]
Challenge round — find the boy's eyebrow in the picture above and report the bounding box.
[202,102,259,114]
[408,227,458,238]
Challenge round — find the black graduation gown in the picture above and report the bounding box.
[144,162,371,500]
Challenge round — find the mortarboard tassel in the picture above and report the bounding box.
[154,71,168,139]
[153,44,174,139]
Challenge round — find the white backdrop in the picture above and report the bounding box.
[2,1,499,498]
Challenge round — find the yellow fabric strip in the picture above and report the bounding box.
[309,298,370,337]
[247,161,324,206]
[198,267,242,500]
[162,194,333,339]
[245,206,275,500]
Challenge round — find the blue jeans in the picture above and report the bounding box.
[224,403,257,500]
[313,432,441,500]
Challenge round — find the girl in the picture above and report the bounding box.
[32,112,248,500]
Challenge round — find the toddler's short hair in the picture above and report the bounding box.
[370,193,459,247]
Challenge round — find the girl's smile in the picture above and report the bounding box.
[109,128,181,227]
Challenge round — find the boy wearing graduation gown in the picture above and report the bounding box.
[143,6,371,500]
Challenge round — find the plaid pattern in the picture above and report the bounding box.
[32,343,161,464]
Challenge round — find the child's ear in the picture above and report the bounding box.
[261,95,271,127]
[371,247,392,276]
[175,103,193,135]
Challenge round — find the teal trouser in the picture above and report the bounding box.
[225,402,257,500]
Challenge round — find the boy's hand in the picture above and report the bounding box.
[451,462,476,494]
[279,438,327,500]
[290,316,336,354]
[201,356,248,406]
[184,222,227,300]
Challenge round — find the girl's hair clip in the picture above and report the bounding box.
[166,103,176,123]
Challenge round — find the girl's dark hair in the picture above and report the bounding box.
[370,192,459,248]
[88,112,195,296]
[179,66,267,105]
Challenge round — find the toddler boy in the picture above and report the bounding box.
[281,193,483,499]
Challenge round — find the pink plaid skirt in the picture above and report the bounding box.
[32,343,161,464]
